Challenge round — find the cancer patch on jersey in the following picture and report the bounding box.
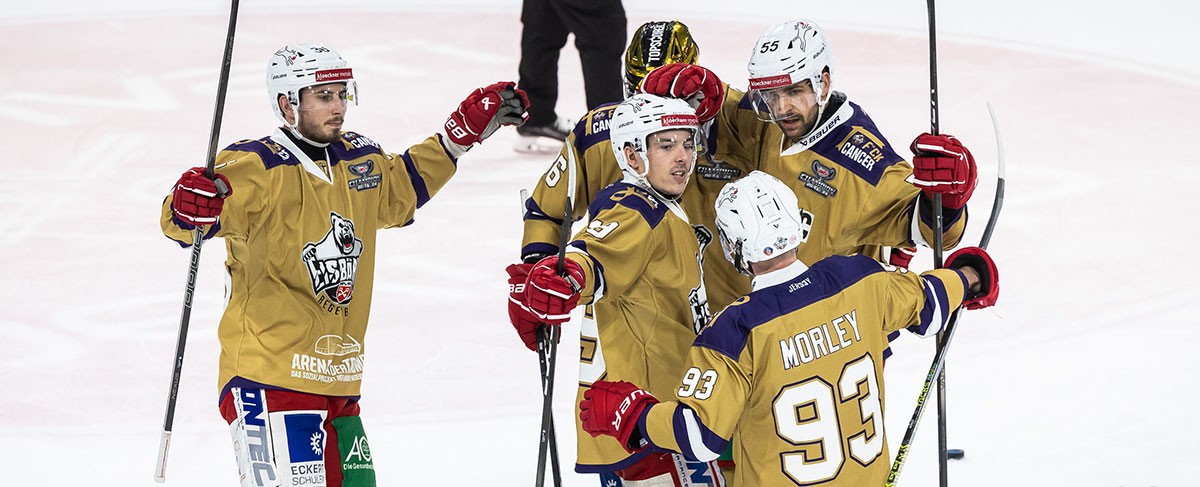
[823,125,902,185]
[269,410,328,487]
[346,160,381,191]
[798,160,839,197]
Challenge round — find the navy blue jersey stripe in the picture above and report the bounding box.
[399,151,431,208]
[695,255,883,360]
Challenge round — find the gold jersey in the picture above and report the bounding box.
[639,255,968,487]
[721,91,969,269]
[563,182,712,473]
[521,88,760,312]
[521,89,967,314]
[160,128,458,399]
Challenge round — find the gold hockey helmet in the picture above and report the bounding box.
[624,21,700,97]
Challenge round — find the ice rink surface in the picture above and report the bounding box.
[2,1,1198,485]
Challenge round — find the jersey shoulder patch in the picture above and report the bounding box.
[693,254,884,359]
[587,182,670,229]
[331,131,384,161]
[810,102,905,186]
[225,136,301,170]
[573,102,620,155]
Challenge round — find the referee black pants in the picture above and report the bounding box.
[518,0,627,126]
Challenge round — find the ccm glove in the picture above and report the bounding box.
[910,133,977,209]
[640,63,725,123]
[522,255,585,325]
[505,262,552,352]
[580,380,659,453]
[172,167,231,226]
[945,246,999,310]
[444,81,530,148]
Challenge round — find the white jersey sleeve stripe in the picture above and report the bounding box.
[672,405,724,462]
[913,274,953,336]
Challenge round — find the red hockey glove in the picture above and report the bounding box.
[506,262,552,352]
[523,255,584,325]
[444,81,530,147]
[172,167,231,226]
[888,247,917,269]
[945,246,999,310]
[640,63,725,123]
[580,380,659,453]
[910,133,977,209]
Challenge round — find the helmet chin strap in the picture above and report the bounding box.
[801,76,831,140]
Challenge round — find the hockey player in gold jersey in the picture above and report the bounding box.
[638,19,979,309]
[506,21,764,354]
[516,94,727,485]
[578,172,1000,487]
[160,44,527,487]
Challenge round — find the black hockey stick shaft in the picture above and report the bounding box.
[924,0,951,484]
[536,324,563,487]
[887,104,1006,487]
[534,223,570,486]
[155,1,239,483]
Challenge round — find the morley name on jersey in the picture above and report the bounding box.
[779,309,862,370]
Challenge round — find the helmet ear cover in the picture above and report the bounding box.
[624,21,700,98]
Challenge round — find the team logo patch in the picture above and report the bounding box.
[696,160,742,181]
[347,160,381,191]
[799,160,838,197]
[302,212,363,307]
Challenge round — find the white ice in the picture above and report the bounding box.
[1,1,1197,485]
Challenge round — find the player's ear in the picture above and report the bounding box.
[624,146,643,173]
[278,94,295,124]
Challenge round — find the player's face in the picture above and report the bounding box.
[760,80,821,140]
[643,129,697,197]
[296,82,350,144]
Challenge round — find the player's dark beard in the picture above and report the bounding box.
[299,115,342,144]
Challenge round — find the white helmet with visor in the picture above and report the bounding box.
[266,44,358,128]
[610,93,700,183]
[745,20,834,123]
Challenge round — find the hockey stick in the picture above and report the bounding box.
[154,1,239,483]
[522,189,563,487]
[536,144,578,487]
[921,0,954,483]
[886,102,1006,487]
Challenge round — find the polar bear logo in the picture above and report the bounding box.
[302,212,363,304]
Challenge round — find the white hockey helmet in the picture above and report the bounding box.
[266,44,358,125]
[715,171,809,275]
[746,20,835,122]
[610,93,700,179]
